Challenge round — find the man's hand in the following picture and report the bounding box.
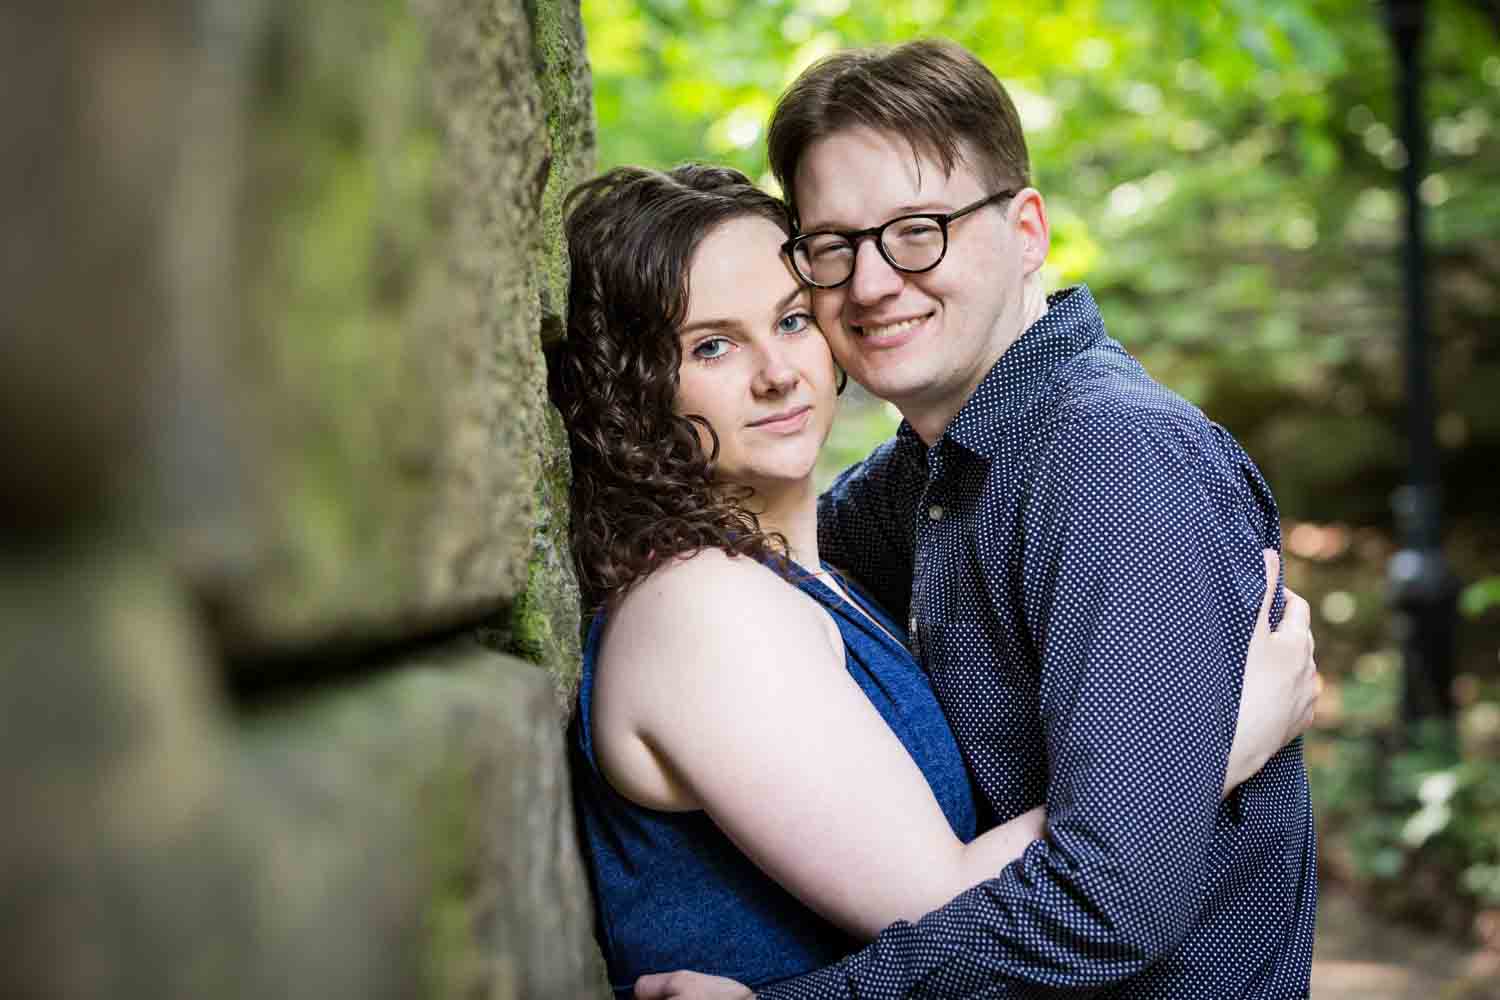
[1224,549,1320,792]
[635,971,753,1000]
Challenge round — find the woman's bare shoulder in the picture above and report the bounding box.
[591,548,839,810]
[611,549,806,633]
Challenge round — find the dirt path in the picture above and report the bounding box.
[1312,885,1499,999]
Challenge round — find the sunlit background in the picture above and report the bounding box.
[583,0,1500,974]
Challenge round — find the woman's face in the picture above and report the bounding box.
[674,214,838,494]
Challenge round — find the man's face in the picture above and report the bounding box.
[792,126,1043,439]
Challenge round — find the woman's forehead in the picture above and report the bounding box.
[684,217,803,322]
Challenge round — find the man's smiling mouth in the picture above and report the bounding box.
[853,314,930,339]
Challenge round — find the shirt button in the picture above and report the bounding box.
[927,504,944,521]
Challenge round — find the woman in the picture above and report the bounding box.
[548,164,1316,998]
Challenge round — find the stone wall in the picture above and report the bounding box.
[0,1,605,996]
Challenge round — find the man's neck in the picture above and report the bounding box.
[905,280,1051,446]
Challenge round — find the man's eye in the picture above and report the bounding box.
[692,337,731,361]
[807,237,852,259]
[892,221,940,241]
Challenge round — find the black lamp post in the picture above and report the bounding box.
[1382,0,1459,732]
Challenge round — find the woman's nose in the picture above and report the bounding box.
[752,344,799,396]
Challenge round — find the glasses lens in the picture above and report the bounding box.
[881,218,946,271]
[794,234,854,287]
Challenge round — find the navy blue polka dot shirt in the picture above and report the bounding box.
[763,286,1316,998]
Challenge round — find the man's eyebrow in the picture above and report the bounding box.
[678,287,806,336]
[800,204,944,231]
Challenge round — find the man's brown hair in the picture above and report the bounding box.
[767,39,1031,223]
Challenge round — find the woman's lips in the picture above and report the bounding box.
[748,405,812,433]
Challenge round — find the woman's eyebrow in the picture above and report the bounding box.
[679,288,805,336]
[774,286,806,312]
[679,317,737,336]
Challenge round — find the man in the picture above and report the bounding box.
[643,39,1316,999]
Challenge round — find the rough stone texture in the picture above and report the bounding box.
[1,0,603,995]
[194,0,576,660]
[0,546,423,1000]
[241,638,607,998]
[0,2,191,539]
[474,0,594,700]
[479,403,587,704]
[526,0,597,342]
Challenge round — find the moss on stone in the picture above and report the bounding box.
[525,0,596,342]
[419,749,483,998]
[218,0,551,660]
[481,404,584,704]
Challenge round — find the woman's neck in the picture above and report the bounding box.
[741,475,820,571]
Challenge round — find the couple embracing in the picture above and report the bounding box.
[549,38,1319,1000]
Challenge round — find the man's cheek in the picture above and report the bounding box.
[811,297,847,345]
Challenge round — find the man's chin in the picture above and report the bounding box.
[851,370,925,408]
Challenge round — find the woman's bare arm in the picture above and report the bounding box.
[594,550,1042,939]
[1223,551,1320,792]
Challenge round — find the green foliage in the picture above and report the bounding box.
[583,0,1500,519]
[1314,709,1500,924]
[1461,576,1500,619]
[1288,530,1500,937]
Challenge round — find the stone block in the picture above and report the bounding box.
[0,545,421,999]
[0,1,193,540]
[143,0,591,670]
[3,0,594,680]
[1,547,603,998]
[242,635,608,998]
[187,0,550,657]
[0,1,603,993]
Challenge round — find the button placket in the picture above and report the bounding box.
[909,445,947,666]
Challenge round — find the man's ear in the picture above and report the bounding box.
[1011,188,1050,277]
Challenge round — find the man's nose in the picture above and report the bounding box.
[847,237,903,305]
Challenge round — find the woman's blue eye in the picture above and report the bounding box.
[778,312,813,334]
[692,337,731,361]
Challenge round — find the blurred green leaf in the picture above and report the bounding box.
[1460,576,1500,619]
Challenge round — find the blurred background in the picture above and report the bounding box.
[582,0,1500,990]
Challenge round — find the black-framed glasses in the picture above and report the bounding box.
[781,190,1018,289]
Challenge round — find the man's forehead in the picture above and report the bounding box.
[793,127,979,226]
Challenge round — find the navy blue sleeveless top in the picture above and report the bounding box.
[569,564,977,997]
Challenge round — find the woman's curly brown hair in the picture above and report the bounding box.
[547,164,796,612]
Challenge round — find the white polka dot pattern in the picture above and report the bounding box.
[763,286,1317,999]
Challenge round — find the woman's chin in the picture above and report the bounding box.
[720,464,819,496]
